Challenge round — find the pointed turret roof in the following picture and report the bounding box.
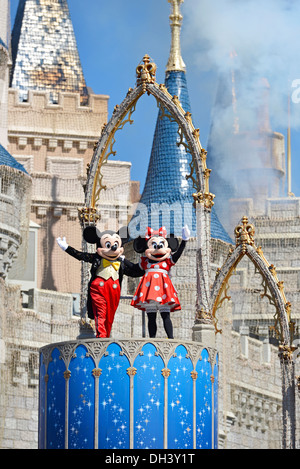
[10,0,88,104]
[130,0,231,243]
[0,144,28,174]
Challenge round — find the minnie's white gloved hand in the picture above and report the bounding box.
[182,225,190,241]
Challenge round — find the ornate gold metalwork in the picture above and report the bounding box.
[195,308,213,323]
[78,206,100,225]
[136,54,157,93]
[212,217,294,347]
[166,0,186,72]
[200,148,207,163]
[92,368,102,378]
[184,111,193,126]
[91,99,139,208]
[64,370,71,380]
[190,371,198,381]
[257,245,295,343]
[192,192,215,211]
[278,344,297,362]
[186,145,210,195]
[212,276,232,335]
[127,367,137,377]
[161,368,171,378]
[235,216,255,252]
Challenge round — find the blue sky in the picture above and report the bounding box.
[10,0,300,196]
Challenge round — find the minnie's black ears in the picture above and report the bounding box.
[133,237,148,253]
[167,234,179,252]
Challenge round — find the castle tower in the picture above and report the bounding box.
[10,0,88,104]
[207,63,286,232]
[129,0,231,244]
[0,0,32,278]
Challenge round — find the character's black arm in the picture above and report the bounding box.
[171,240,187,264]
[122,258,145,278]
[65,246,94,263]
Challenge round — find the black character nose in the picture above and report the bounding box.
[111,245,117,252]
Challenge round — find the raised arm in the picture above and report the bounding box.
[171,225,190,264]
[56,237,94,263]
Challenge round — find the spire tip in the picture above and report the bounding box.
[166,0,186,72]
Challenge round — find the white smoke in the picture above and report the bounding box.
[183,0,300,129]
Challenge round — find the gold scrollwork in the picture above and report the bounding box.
[91,99,138,208]
[212,277,232,335]
[186,158,199,193]
[257,245,295,343]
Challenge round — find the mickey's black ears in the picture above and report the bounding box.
[83,225,130,246]
[133,237,148,253]
[117,226,130,245]
[167,234,179,252]
[83,226,99,244]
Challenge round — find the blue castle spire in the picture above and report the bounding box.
[130,0,231,243]
[10,0,89,104]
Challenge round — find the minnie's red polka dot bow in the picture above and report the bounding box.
[145,226,167,240]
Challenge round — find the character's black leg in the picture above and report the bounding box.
[147,312,157,338]
[160,311,174,339]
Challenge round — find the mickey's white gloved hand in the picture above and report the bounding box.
[182,225,190,241]
[56,237,68,251]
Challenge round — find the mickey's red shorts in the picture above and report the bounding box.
[89,277,121,338]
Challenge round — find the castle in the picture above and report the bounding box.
[0,0,299,449]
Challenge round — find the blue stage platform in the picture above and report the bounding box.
[39,339,218,449]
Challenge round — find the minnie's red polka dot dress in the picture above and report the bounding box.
[131,256,181,312]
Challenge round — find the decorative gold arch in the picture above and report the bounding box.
[77,54,215,332]
[79,54,214,225]
[211,216,295,349]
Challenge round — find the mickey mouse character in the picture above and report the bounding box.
[56,226,141,338]
[126,225,190,339]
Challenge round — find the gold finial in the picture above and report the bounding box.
[234,216,255,251]
[166,0,186,72]
[136,54,157,92]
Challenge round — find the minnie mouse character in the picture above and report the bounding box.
[126,225,190,339]
[56,226,141,338]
